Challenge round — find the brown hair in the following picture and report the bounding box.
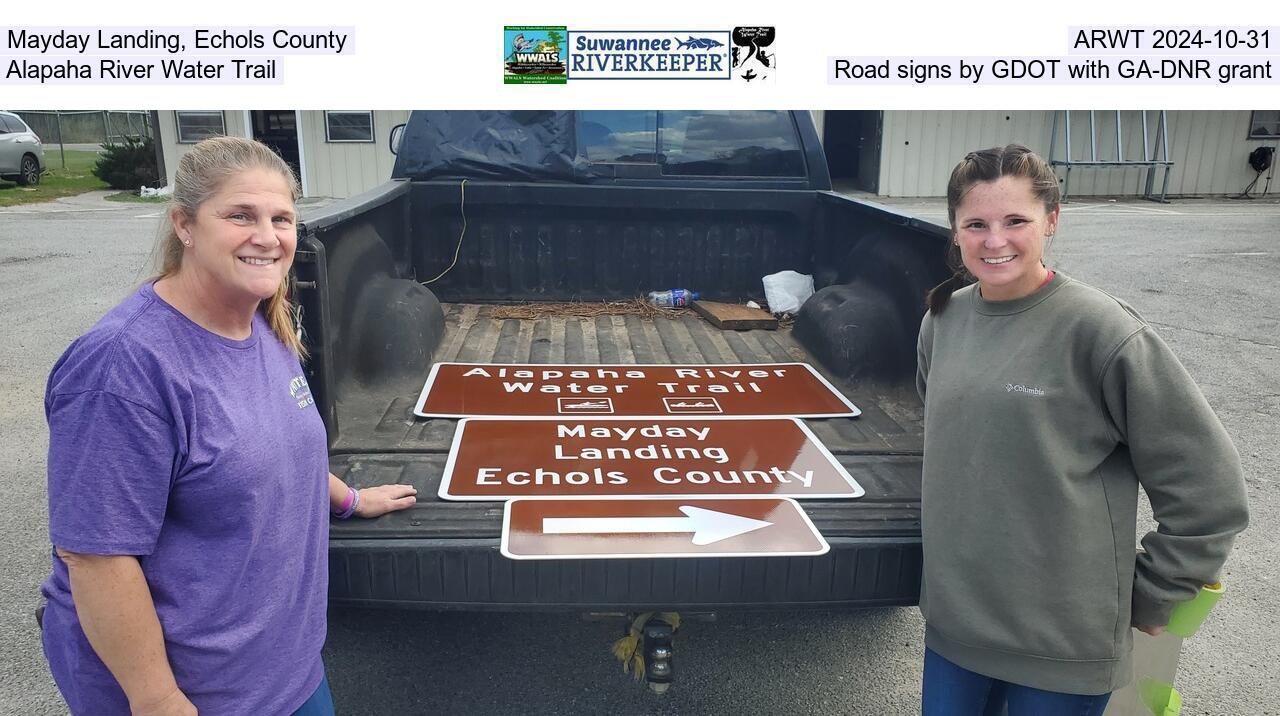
[926,144,1061,314]
[154,136,306,357]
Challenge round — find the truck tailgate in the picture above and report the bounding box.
[327,305,923,609]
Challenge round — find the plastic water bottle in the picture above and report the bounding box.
[647,289,700,307]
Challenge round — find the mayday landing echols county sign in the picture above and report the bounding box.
[501,497,829,560]
[438,418,865,500]
[414,362,860,418]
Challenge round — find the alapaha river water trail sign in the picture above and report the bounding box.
[415,362,860,418]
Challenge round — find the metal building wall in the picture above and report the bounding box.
[158,111,248,191]
[876,110,1275,198]
[298,110,409,198]
[158,110,408,199]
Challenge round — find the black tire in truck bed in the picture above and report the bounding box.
[327,305,924,611]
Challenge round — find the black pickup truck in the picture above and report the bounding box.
[294,110,949,621]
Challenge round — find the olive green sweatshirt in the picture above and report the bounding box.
[915,272,1248,695]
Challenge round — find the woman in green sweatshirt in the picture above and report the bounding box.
[915,144,1248,715]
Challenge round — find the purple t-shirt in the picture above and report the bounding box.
[41,282,330,715]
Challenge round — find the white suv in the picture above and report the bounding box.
[0,111,46,186]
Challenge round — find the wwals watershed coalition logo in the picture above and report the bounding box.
[504,26,567,84]
[505,26,773,82]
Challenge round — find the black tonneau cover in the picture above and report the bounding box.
[393,110,591,183]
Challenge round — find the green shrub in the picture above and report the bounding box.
[91,136,160,190]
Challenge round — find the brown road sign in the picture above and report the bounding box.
[501,497,830,560]
[414,362,860,418]
[439,417,865,500]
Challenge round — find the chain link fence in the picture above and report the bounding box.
[11,110,153,147]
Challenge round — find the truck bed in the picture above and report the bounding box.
[326,306,924,610]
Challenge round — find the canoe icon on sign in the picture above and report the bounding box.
[557,397,615,414]
[663,396,723,414]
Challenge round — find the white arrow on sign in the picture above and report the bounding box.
[542,505,773,546]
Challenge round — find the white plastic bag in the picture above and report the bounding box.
[140,185,173,198]
[761,270,814,315]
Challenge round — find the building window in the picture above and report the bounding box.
[325,111,375,143]
[1248,111,1280,139]
[174,111,225,143]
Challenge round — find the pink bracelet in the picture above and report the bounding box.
[334,487,359,519]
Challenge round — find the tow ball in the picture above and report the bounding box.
[609,611,682,693]
[642,618,675,694]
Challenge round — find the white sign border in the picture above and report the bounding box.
[437,416,867,501]
[414,361,862,419]
[500,496,831,561]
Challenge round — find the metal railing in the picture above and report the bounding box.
[1048,110,1174,203]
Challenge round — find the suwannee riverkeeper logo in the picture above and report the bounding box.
[504,26,774,82]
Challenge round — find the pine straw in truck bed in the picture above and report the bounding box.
[488,298,690,320]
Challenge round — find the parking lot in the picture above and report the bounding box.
[1,191,1276,715]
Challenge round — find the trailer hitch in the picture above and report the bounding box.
[642,618,675,693]
[611,611,681,693]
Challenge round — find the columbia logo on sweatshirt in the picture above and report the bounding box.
[1005,383,1046,397]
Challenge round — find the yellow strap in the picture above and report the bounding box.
[610,612,681,681]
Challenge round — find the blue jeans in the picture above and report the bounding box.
[922,648,1111,716]
[291,674,335,716]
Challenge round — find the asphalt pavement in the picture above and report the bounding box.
[1,191,1275,715]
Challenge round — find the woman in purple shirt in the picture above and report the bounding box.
[41,137,417,715]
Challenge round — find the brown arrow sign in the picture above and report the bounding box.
[414,362,860,418]
[501,497,830,560]
[439,417,864,500]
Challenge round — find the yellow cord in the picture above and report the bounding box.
[611,612,680,681]
[422,178,468,284]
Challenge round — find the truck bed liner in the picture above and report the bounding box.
[327,305,923,609]
[314,111,941,609]
[330,304,924,455]
[330,305,923,548]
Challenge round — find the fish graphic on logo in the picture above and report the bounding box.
[510,33,540,55]
[676,36,725,50]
